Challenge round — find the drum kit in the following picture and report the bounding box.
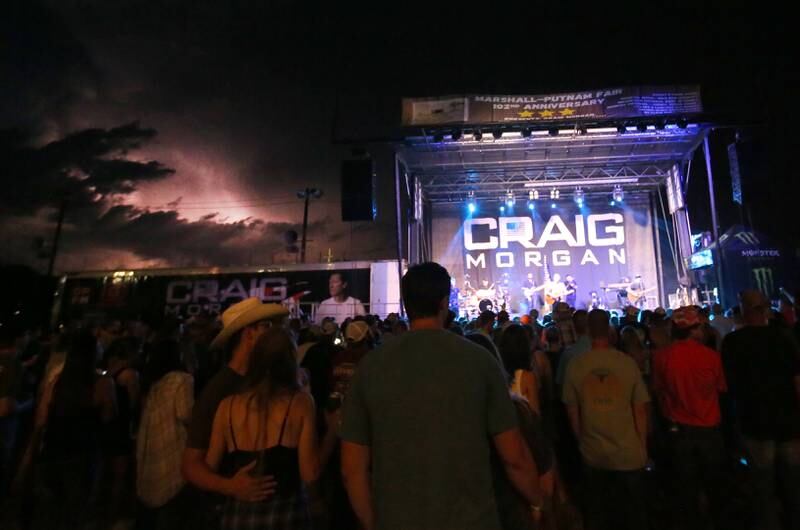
[460,283,508,317]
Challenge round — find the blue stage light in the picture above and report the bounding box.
[467,202,476,213]
[527,201,535,210]
[550,202,556,209]
[574,187,585,206]
[610,200,616,206]
[500,205,505,213]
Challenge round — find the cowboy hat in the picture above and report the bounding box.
[210,297,289,350]
[345,320,370,343]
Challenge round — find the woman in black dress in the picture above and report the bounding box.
[205,327,320,530]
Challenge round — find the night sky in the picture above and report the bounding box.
[1,3,795,273]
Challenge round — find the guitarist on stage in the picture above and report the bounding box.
[628,274,649,309]
[521,273,544,313]
[543,273,571,314]
[540,258,574,314]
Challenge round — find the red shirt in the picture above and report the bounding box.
[652,339,727,427]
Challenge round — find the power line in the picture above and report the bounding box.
[63,198,337,210]
[155,199,337,210]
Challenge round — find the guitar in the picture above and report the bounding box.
[522,284,546,299]
[544,287,575,305]
[627,286,656,304]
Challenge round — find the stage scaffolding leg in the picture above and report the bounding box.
[703,136,726,308]
[651,192,666,309]
[395,155,406,317]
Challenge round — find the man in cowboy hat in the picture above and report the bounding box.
[181,298,288,519]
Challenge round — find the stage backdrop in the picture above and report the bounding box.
[431,195,660,312]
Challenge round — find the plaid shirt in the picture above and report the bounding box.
[136,371,194,507]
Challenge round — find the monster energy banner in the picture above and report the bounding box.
[715,226,786,302]
[402,85,702,126]
[430,195,660,312]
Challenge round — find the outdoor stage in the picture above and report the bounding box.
[391,86,723,315]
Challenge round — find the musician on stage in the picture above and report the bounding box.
[496,273,511,311]
[564,274,578,308]
[521,273,538,312]
[616,276,631,307]
[542,273,569,314]
[448,276,460,313]
[589,290,603,310]
[629,274,647,309]
[463,273,474,293]
[476,278,495,299]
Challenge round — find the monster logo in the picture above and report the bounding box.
[752,267,774,296]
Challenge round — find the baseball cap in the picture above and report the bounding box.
[322,321,338,335]
[672,306,701,329]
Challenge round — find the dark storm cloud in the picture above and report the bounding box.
[82,159,174,195]
[0,121,316,268]
[81,204,316,267]
[0,123,173,216]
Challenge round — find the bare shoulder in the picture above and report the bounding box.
[216,394,235,421]
[293,391,316,415]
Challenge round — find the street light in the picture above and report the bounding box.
[297,188,323,263]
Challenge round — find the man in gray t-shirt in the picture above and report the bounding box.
[341,263,542,530]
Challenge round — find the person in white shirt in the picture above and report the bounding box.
[315,272,366,324]
[709,303,735,350]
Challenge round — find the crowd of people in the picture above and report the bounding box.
[1,262,799,530]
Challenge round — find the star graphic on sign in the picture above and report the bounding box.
[560,108,576,116]
[518,110,534,118]
[540,110,555,118]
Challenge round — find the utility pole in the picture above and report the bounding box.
[296,188,322,263]
[47,197,67,277]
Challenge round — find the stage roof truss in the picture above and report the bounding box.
[398,125,710,204]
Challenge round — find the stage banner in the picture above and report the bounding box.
[62,268,371,321]
[666,164,685,214]
[402,85,702,126]
[431,196,660,314]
